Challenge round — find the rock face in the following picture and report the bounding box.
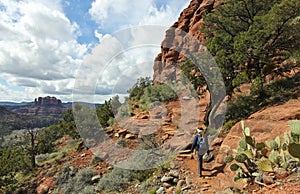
[7,97,68,117]
[34,96,62,106]
[153,0,218,83]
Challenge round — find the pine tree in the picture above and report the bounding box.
[203,0,300,96]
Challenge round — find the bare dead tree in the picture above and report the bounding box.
[22,127,39,169]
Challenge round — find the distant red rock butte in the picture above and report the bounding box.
[34,96,62,107]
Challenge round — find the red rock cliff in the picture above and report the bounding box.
[153,0,219,83]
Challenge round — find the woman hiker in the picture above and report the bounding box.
[190,127,209,177]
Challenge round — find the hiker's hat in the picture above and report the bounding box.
[197,127,204,133]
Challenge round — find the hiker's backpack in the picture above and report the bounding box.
[197,134,207,155]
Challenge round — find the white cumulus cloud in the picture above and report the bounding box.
[0,0,88,102]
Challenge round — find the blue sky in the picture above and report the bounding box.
[0,0,189,102]
[62,0,98,44]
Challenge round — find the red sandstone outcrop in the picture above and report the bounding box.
[8,97,68,117]
[153,0,219,83]
[34,96,62,106]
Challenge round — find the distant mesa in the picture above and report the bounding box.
[34,96,62,107]
[6,96,68,117]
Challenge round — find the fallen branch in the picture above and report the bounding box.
[255,180,272,188]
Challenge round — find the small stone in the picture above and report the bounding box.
[91,175,101,183]
[262,174,274,185]
[141,114,149,119]
[161,176,173,183]
[156,187,165,194]
[107,166,113,170]
[118,128,127,134]
[166,187,174,193]
[185,176,192,185]
[176,179,186,190]
[135,184,140,188]
[173,178,179,183]
[274,167,288,179]
[81,153,86,157]
[201,188,209,192]
[201,184,211,188]
[162,182,171,188]
[169,170,179,178]
[181,185,191,191]
[125,133,135,139]
[175,132,185,137]
[69,166,77,176]
[98,152,108,160]
[182,96,191,100]
[170,161,177,169]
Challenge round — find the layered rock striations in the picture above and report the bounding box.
[153,0,218,83]
[7,96,68,117]
[152,0,220,126]
[34,96,62,107]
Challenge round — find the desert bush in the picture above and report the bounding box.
[180,59,206,91]
[61,167,97,194]
[226,75,300,122]
[35,153,51,163]
[53,164,76,186]
[115,138,128,147]
[139,83,177,111]
[97,167,154,192]
[128,77,152,101]
[0,146,30,176]
[97,168,131,192]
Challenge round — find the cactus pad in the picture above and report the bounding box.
[288,143,300,159]
[230,163,240,171]
[225,155,234,163]
[289,120,300,136]
[235,153,248,163]
[257,158,273,172]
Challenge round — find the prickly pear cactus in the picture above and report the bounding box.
[225,121,300,184]
[230,163,240,171]
[268,150,281,165]
[288,143,300,159]
[287,120,300,159]
[289,120,300,136]
[224,155,234,163]
[235,153,248,163]
[257,158,273,172]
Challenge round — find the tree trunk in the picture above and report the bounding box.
[30,132,36,169]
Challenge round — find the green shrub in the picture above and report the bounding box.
[53,164,76,186]
[139,83,177,111]
[226,74,300,122]
[97,168,130,192]
[180,59,206,91]
[61,167,97,194]
[149,189,157,194]
[0,146,30,176]
[224,120,234,130]
[128,77,152,101]
[115,139,128,147]
[97,167,154,192]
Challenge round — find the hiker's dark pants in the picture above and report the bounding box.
[197,153,204,176]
